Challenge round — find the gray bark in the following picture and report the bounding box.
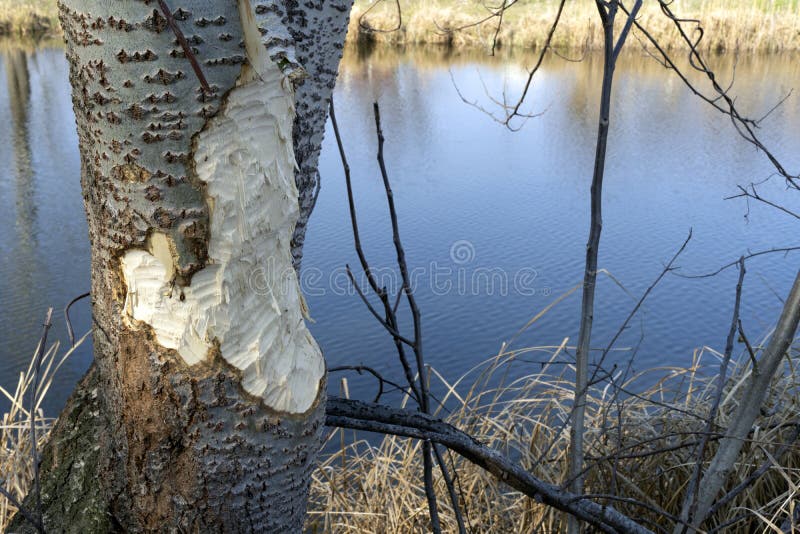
[10,1,351,531]
[569,4,640,532]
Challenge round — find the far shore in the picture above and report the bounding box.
[1,0,799,53]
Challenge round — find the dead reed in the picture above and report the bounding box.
[2,316,797,532]
[0,330,89,530]
[308,332,800,532]
[0,0,57,38]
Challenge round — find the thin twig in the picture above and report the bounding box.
[329,365,413,403]
[450,0,567,129]
[29,308,52,533]
[330,99,422,405]
[738,319,758,373]
[373,101,445,534]
[727,185,800,221]
[680,257,746,528]
[64,292,90,348]
[358,0,402,33]
[620,1,800,191]
[432,443,468,534]
[157,0,213,94]
[674,245,800,279]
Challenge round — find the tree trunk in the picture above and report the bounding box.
[11,1,351,531]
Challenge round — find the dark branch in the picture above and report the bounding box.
[157,0,214,95]
[325,396,653,534]
[64,292,90,348]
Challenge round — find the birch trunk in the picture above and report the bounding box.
[11,1,351,531]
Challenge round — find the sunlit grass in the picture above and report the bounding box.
[351,0,800,52]
[0,0,58,37]
[1,1,799,51]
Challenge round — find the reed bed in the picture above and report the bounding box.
[351,0,800,53]
[307,335,800,533]
[0,331,89,531]
[2,323,798,532]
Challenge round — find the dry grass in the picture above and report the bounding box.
[351,0,800,53]
[0,0,58,38]
[1,321,797,532]
[0,331,89,530]
[308,334,800,533]
[1,0,799,52]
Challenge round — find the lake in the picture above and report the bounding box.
[1,43,798,416]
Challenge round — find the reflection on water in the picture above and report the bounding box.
[0,45,91,415]
[7,49,38,321]
[0,43,798,415]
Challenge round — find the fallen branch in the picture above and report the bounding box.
[326,396,653,534]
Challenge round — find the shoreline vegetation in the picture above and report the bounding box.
[308,341,800,532]
[2,0,800,52]
[4,328,800,532]
[351,0,800,53]
[0,1,57,39]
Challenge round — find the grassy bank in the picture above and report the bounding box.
[3,1,800,52]
[0,0,57,38]
[352,0,800,53]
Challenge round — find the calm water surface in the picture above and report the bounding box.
[1,44,798,415]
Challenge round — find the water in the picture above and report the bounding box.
[1,43,798,416]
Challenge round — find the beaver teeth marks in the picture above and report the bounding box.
[121,53,323,414]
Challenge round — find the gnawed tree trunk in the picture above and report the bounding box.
[278,1,355,268]
[11,1,351,531]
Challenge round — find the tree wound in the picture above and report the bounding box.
[120,2,323,414]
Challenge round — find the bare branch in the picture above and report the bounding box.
[64,292,90,348]
[329,365,414,403]
[679,268,800,530]
[679,257,746,527]
[620,1,800,191]
[674,245,800,279]
[330,99,422,405]
[726,184,800,221]
[326,396,654,534]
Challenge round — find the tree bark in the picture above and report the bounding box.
[276,1,355,269]
[11,1,351,531]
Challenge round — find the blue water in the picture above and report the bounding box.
[1,44,798,415]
